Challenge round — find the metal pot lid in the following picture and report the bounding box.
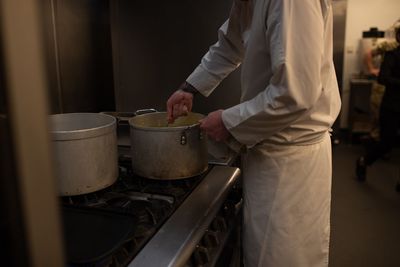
[129,112,204,132]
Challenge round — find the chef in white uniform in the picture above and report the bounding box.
[167,0,341,266]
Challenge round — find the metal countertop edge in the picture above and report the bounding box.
[128,166,241,267]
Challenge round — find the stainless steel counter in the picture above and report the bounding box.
[128,166,241,267]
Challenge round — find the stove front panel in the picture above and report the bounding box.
[128,166,241,267]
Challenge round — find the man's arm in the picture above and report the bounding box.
[364,48,380,77]
[167,1,249,122]
[186,0,250,96]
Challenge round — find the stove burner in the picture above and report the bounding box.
[61,164,208,267]
[105,191,175,205]
[134,223,156,239]
[139,178,199,197]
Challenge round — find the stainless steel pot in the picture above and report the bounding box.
[129,112,208,179]
[50,113,118,196]
[101,109,157,147]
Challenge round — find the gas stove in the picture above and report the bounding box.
[61,154,241,267]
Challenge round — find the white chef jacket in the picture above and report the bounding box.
[186,0,341,266]
[187,0,341,147]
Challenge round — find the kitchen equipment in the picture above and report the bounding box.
[207,138,243,166]
[129,112,208,179]
[100,111,136,147]
[62,206,136,265]
[62,161,242,267]
[50,113,118,196]
[101,109,157,147]
[129,166,242,267]
[101,110,243,166]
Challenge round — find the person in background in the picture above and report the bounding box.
[167,0,341,266]
[365,42,397,141]
[356,25,400,181]
[362,23,399,142]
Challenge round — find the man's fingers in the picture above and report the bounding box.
[172,104,179,118]
[166,90,193,123]
[167,99,172,119]
[167,95,177,122]
[197,110,228,142]
[181,103,188,115]
[186,98,193,112]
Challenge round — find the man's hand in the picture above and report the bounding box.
[166,90,193,123]
[200,110,230,142]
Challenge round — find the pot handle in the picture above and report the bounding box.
[134,109,157,116]
[180,126,201,145]
[180,131,187,145]
[100,111,136,126]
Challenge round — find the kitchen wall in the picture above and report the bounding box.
[111,0,349,122]
[110,0,241,114]
[331,0,348,134]
[332,0,348,95]
[43,0,115,114]
[340,0,400,128]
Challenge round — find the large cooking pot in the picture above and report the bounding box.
[129,112,208,179]
[101,109,157,147]
[50,113,118,196]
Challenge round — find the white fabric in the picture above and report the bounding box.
[242,133,332,266]
[186,0,341,266]
[187,0,341,146]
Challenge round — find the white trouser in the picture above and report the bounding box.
[242,133,332,267]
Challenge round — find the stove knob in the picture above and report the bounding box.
[192,245,210,266]
[211,216,227,232]
[203,230,219,248]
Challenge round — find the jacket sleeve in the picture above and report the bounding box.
[221,0,327,146]
[186,1,247,97]
[378,51,400,87]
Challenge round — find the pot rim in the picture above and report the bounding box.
[100,111,136,122]
[50,113,116,141]
[129,112,204,132]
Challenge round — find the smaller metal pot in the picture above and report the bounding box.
[129,112,208,180]
[101,109,156,147]
[50,113,118,196]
